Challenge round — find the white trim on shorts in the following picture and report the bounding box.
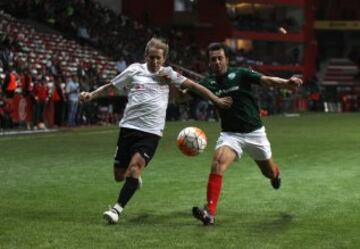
[215,126,272,161]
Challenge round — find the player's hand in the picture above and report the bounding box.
[80,91,93,102]
[159,67,183,84]
[287,76,303,89]
[158,67,173,83]
[215,96,233,109]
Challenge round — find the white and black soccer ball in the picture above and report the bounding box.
[177,127,208,156]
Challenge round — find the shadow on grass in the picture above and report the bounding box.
[126,210,191,226]
[5,207,194,227]
[6,207,294,232]
[109,210,295,231]
[248,212,294,233]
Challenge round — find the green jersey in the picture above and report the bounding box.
[200,67,263,133]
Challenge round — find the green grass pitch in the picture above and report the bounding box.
[0,113,359,249]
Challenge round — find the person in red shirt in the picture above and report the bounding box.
[32,77,49,129]
[2,65,18,99]
[19,69,33,129]
[20,68,33,97]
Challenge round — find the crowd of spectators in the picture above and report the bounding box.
[2,0,205,71]
[0,0,214,130]
[0,0,324,130]
[0,30,109,130]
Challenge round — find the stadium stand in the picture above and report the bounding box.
[0,10,117,82]
[0,8,124,130]
[227,4,301,33]
[322,58,359,86]
[0,0,359,132]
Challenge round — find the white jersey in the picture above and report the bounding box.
[111,63,187,136]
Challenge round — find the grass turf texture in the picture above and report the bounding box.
[0,113,359,249]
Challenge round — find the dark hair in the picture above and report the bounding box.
[206,42,230,58]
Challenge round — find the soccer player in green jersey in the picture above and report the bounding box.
[192,43,303,225]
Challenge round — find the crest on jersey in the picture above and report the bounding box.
[228,73,236,80]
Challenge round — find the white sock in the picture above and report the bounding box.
[138,176,143,189]
[113,203,123,214]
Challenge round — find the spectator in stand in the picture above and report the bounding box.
[52,77,66,127]
[195,99,210,121]
[0,92,12,129]
[115,56,127,74]
[2,65,17,98]
[65,75,80,127]
[77,62,87,81]
[309,90,323,112]
[32,77,49,129]
[77,22,91,44]
[0,106,5,130]
[46,58,61,78]
[0,40,14,71]
[19,68,33,129]
[20,68,33,97]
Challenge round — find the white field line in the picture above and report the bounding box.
[0,128,116,141]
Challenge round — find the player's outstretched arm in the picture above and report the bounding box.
[260,75,303,90]
[80,83,116,102]
[182,79,233,109]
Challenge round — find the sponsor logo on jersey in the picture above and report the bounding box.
[228,73,236,80]
[214,86,239,96]
[131,83,168,91]
[223,86,239,93]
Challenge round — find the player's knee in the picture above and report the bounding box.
[128,163,143,177]
[211,157,226,175]
[113,167,126,182]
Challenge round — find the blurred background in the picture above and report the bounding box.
[0,0,359,132]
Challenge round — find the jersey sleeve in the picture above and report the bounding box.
[110,63,138,93]
[240,68,262,85]
[199,77,211,88]
[161,66,187,86]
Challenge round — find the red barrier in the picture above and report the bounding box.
[8,95,32,123]
[293,98,308,112]
[45,101,54,126]
[7,94,54,126]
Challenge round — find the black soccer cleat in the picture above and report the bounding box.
[192,206,215,225]
[271,166,281,190]
[271,176,281,189]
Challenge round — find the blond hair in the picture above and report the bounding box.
[144,38,169,58]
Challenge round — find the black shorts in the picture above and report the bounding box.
[114,127,161,168]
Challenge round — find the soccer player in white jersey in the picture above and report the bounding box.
[80,38,232,224]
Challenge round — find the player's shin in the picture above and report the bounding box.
[206,173,223,216]
[117,177,140,208]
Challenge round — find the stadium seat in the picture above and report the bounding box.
[0,11,117,82]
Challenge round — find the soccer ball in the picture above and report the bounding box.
[177,127,207,156]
